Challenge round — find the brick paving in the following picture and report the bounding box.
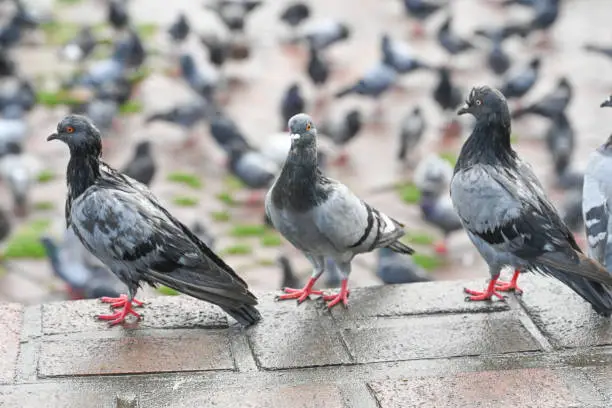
[1,276,611,407]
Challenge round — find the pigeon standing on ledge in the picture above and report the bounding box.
[48,115,261,327]
[451,86,612,316]
[265,113,414,309]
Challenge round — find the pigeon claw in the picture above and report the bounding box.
[494,269,523,295]
[97,306,142,326]
[464,277,506,301]
[276,278,323,304]
[100,294,144,308]
[322,280,350,309]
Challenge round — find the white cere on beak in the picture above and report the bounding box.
[290,133,301,140]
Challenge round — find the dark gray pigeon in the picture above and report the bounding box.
[209,111,252,153]
[601,95,612,108]
[48,114,261,327]
[376,247,431,284]
[59,26,97,63]
[582,134,612,269]
[227,142,279,191]
[107,0,129,30]
[397,106,426,162]
[401,0,446,37]
[433,66,462,112]
[281,83,306,130]
[545,112,574,176]
[277,254,302,290]
[512,77,572,119]
[280,2,310,28]
[300,19,350,51]
[168,13,190,43]
[499,57,541,100]
[335,62,397,98]
[436,15,474,56]
[318,108,363,165]
[41,230,124,300]
[381,34,431,74]
[146,97,210,139]
[265,113,414,308]
[306,43,329,88]
[451,85,612,316]
[205,0,262,33]
[120,141,156,186]
[485,33,511,76]
[179,53,219,100]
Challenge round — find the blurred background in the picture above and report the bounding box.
[0,0,609,305]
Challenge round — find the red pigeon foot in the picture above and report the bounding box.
[494,269,523,294]
[98,294,143,326]
[464,276,505,301]
[276,277,324,304]
[434,241,448,254]
[322,279,350,308]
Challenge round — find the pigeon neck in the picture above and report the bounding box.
[67,153,101,200]
[456,116,515,170]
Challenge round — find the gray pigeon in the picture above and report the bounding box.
[397,106,426,162]
[120,141,156,186]
[451,85,612,316]
[376,247,431,284]
[0,104,27,157]
[512,77,572,119]
[582,134,612,270]
[300,19,350,51]
[47,115,261,327]
[545,112,574,176]
[335,62,397,99]
[381,34,430,74]
[265,113,414,308]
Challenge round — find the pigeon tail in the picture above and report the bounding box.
[220,304,262,326]
[386,240,415,255]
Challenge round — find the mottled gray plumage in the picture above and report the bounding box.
[48,114,261,326]
[452,85,612,316]
[265,113,413,308]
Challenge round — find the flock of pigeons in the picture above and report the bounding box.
[2,0,612,325]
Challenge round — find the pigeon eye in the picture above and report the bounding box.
[306,123,311,131]
[475,100,482,106]
[65,126,75,134]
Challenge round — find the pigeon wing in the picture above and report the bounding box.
[583,163,609,264]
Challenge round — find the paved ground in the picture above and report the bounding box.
[1,0,612,304]
[1,277,611,407]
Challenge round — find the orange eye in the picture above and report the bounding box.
[306,123,311,131]
[65,126,75,134]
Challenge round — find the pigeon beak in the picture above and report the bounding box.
[290,133,301,141]
[46,133,59,142]
[601,99,612,108]
[457,104,470,116]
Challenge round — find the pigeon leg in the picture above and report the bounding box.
[464,274,505,301]
[97,294,144,326]
[494,269,523,294]
[277,255,325,304]
[322,279,350,308]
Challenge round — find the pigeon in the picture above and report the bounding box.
[0,48,16,77]
[265,113,414,308]
[0,206,10,242]
[380,34,431,74]
[277,254,301,290]
[179,53,219,100]
[545,112,574,176]
[0,78,35,114]
[41,232,124,300]
[107,0,129,30]
[0,152,40,217]
[168,13,190,43]
[556,168,583,191]
[512,0,561,45]
[199,35,230,69]
[451,85,612,316]
[146,97,211,144]
[512,77,572,119]
[306,43,330,89]
[582,133,612,268]
[75,39,131,88]
[419,190,463,254]
[205,0,263,33]
[499,57,541,100]
[376,247,431,284]
[191,221,216,249]
[436,15,474,56]
[280,83,306,130]
[334,62,397,115]
[401,0,446,38]
[123,28,146,69]
[75,85,119,135]
[318,108,363,165]
[397,106,426,162]
[120,141,156,186]
[209,112,251,154]
[601,95,612,108]
[227,142,278,196]
[279,2,310,29]
[59,26,97,63]
[48,114,261,326]
[414,154,453,195]
[0,105,27,157]
[433,66,462,113]
[300,19,350,51]
[0,4,35,49]
[485,33,511,76]
[584,44,612,61]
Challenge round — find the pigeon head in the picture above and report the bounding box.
[47,115,102,156]
[288,113,316,146]
[458,85,510,128]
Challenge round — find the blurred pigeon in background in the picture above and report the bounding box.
[299,18,350,51]
[280,83,305,130]
[499,57,541,101]
[376,247,431,284]
[318,108,363,166]
[381,33,431,75]
[205,0,263,33]
[437,15,474,56]
[120,141,157,186]
[59,26,98,63]
[397,106,426,163]
[545,112,574,176]
[168,13,190,43]
[401,0,446,38]
[512,77,572,119]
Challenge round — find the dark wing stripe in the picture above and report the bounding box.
[349,204,374,248]
[477,222,521,246]
[586,206,607,238]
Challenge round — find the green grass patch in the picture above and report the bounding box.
[439,152,458,167]
[223,175,245,191]
[257,258,275,266]
[173,196,199,207]
[404,232,434,246]
[156,285,180,296]
[34,201,55,211]
[39,21,80,44]
[216,191,237,206]
[210,210,231,222]
[2,219,51,259]
[36,90,82,107]
[136,23,158,39]
[229,224,267,237]
[126,67,152,85]
[167,172,203,189]
[260,233,282,247]
[119,100,143,114]
[36,170,55,183]
[397,182,421,204]
[412,253,443,271]
[220,244,252,256]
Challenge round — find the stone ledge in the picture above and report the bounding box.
[1,278,611,407]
